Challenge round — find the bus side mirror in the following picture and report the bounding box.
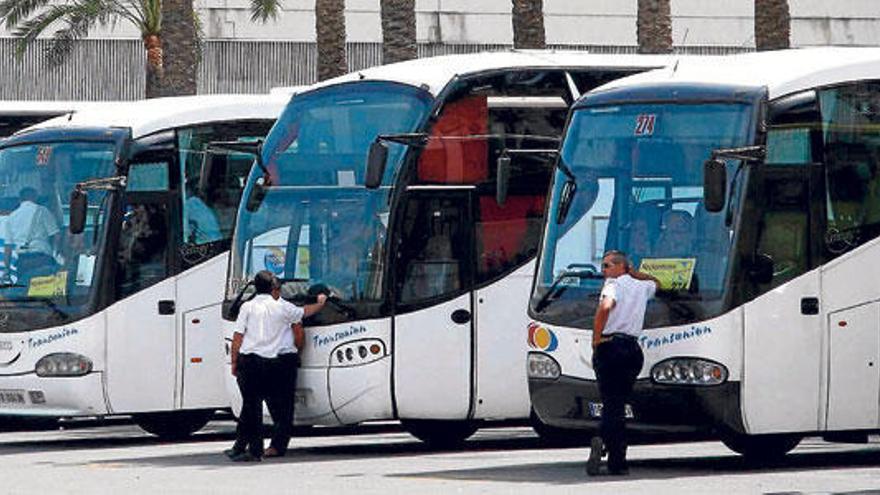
[703,158,727,212]
[245,175,269,212]
[749,253,774,284]
[496,153,511,206]
[555,179,577,224]
[365,140,388,190]
[69,189,88,235]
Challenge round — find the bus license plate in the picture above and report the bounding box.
[588,402,634,419]
[0,390,27,406]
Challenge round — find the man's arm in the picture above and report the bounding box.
[292,323,305,351]
[230,332,243,377]
[592,297,615,350]
[302,294,328,318]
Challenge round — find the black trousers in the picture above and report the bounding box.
[592,335,644,468]
[235,352,299,456]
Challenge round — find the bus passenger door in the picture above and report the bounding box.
[741,163,823,434]
[393,188,475,419]
[106,158,177,412]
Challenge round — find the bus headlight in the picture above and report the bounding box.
[651,358,727,386]
[527,352,560,380]
[35,353,93,377]
[330,339,386,367]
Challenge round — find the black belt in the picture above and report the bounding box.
[607,333,638,342]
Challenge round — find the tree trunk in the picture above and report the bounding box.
[754,0,791,51]
[637,0,672,54]
[511,0,545,49]
[381,0,417,64]
[143,34,164,99]
[316,0,347,81]
[160,0,199,95]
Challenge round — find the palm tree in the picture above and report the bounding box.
[754,0,790,51]
[161,0,198,95]
[0,0,164,97]
[316,0,347,81]
[511,0,545,49]
[380,0,416,64]
[636,0,672,54]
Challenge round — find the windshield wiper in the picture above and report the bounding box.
[0,282,26,289]
[3,297,70,320]
[534,266,602,312]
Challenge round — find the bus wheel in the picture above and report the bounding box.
[721,433,802,461]
[401,419,478,448]
[134,410,214,439]
[530,409,585,446]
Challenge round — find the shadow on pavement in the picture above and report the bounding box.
[390,446,880,486]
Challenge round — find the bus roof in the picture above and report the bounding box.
[306,50,682,96]
[0,100,106,116]
[592,47,880,101]
[26,94,290,139]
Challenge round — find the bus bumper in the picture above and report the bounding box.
[0,372,108,417]
[529,374,744,435]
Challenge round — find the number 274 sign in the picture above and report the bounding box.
[634,114,656,136]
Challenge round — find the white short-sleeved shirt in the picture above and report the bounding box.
[234,294,305,358]
[4,201,59,256]
[599,274,657,338]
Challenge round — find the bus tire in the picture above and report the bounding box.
[401,419,478,448]
[530,409,585,446]
[721,433,802,461]
[134,410,214,439]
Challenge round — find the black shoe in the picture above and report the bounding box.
[229,452,262,463]
[585,436,605,476]
[607,464,629,476]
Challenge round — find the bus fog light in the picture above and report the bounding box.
[35,353,92,377]
[651,358,727,386]
[527,352,560,380]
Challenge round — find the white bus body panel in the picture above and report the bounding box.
[544,311,743,383]
[177,254,229,409]
[473,262,533,419]
[741,270,822,434]
[394,293,471,419]
[826,303,880,430]
[324,319,393,425]
[821,239,880,431]
[105,277,177,413]
[0,313,108,416]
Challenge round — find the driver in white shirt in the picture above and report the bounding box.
[3,187,60,278]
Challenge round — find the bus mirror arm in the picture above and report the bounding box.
[704,145,766,214]
[69,175,127,234]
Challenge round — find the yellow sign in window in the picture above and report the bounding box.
[638,258,696,291]
[27,271,68,298]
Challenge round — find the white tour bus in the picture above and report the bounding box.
[223,51,682,445]
[0,101,105,137]
[0,94,287,437]
[528,47,880,459]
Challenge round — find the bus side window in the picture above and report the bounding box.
[819,82,880,256]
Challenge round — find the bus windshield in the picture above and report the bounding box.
[228,82,433,312]
[534,101,753,328]
[0,141,116,330]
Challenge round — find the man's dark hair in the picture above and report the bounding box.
[254,270,276,294]
[603,250,629,268]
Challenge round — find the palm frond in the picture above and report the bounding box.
[44,0,119,65]
[11,3,75,59]
[249,0,281,23]
[0,0,54,29]
[140,0,159,34]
